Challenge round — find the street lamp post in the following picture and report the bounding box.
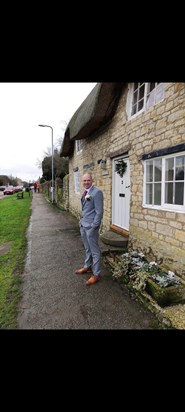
[38,124,54,204]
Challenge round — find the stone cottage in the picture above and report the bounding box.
[60,82,185,278]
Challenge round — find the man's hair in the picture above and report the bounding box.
[83,172,93,180]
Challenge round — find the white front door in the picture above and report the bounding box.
[112,156,130,231]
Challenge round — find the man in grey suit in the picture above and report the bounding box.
[75,172,104,286]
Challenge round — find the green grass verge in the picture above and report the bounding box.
[0,192,32,328]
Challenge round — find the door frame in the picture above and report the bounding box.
[112,155,130,232]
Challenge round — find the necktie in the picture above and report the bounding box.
[82,190,87,205]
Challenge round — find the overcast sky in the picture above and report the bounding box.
[0,82,97,182]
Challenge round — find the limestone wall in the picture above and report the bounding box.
[67,83,185,277]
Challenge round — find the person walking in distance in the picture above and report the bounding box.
[75,172,104,286]
[37,182,40,193]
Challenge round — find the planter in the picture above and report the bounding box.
[146,278,185,307]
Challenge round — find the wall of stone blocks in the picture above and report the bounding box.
[67,83,185,277]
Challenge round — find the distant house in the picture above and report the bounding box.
[60,83,185,277]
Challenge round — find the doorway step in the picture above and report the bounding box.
[100,229,128,248]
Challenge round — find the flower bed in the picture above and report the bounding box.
[112,251,185,307]
[145,278,185,307]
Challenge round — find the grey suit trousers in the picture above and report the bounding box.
[80,225,101,275]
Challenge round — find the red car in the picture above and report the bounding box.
[13,186,23,193]
[3,186,15,195]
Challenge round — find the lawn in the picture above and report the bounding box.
[0,191,32,328]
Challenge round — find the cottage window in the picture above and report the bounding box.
[76,139,84,153]
[74,170,80,193]
[127,83,164,119]
[143,153,185,212]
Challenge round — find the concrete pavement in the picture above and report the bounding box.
[18,193,162,329]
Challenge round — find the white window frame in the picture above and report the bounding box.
[76,139,84,154]
[127,82,164,120]
[143,151,185,213]
[74,170,80,194]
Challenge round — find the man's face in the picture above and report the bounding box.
[82,175,92,189]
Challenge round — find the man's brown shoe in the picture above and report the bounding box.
[86,275,100,286]
[75,267,92,274]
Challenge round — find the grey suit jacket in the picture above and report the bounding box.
[80,186,103,229]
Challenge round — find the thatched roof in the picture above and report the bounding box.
[60,82,125,157]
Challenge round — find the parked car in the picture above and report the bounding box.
[13,186,23,193]
[0,186,6,191]
[3,186,15,195]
